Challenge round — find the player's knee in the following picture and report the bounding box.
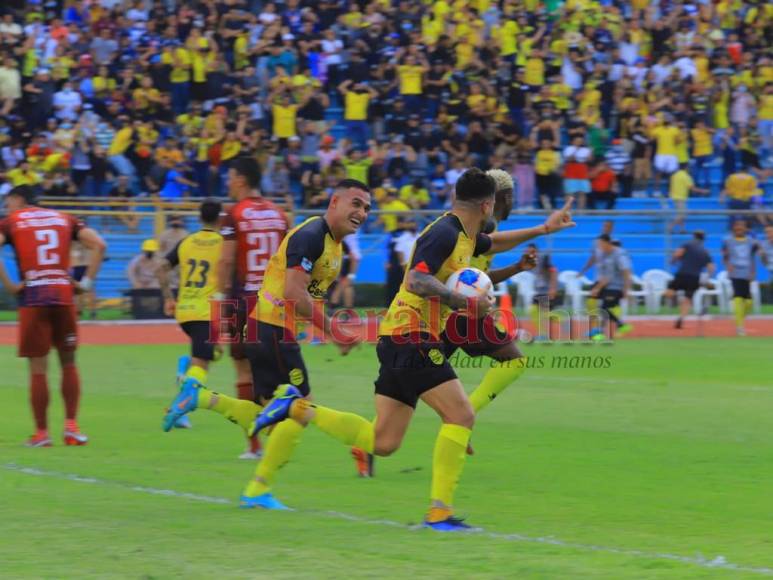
[449,406,475,430]
[374,439,401,457]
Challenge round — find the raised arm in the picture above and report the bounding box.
[488,199,575,255]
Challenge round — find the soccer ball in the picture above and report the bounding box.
[445,267,494,298]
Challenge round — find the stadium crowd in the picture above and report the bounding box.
[0,0,771,223]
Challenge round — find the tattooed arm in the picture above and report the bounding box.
[406,270,494,318]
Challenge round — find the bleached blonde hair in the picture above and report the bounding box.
[486,169,514,193]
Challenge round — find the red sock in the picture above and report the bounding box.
[30,373,49,431]
[61,364,81,421]
[236,381,253,401]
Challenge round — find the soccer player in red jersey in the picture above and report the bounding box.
[0,185,106,447]
[216,157,291,459]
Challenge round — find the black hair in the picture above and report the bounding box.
[230,156,262,189]
[200,198,222,225]
[693,230,705,241]
[335,178,370,193]
[455,168,495,202]
[8,185,35,204]
[598,233,611,242]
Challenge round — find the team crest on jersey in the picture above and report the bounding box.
[289,368,304,386]
[301,257,313,273]
[428,349,444,365]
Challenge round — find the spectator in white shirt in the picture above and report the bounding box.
[53,81,82,121]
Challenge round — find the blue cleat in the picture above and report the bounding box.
[249,385,302,436]
[423,516,479,532]
[162,378,200,432]
[174,415,192,429]
[176,355,191,385]
[239,493,291,510]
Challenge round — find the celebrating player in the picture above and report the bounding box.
[216,157,290,458]
[158,199,223,428]
[251,169,574,530]
[0,185,106,447]
[162,179,369,509]
[722,220,759,336]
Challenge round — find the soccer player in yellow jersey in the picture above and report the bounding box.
[163,179,371,510]
[159,199,223,431]
[252,169,575,529]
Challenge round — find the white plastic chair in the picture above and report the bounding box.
[693,271,729,314]
[510,271,535,313]
[641,269,674,313]
[622,274,649,315]
[557,269,592,313]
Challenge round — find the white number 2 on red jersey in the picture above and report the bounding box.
[35,229,60,266]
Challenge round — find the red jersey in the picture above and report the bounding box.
[0,207,84,307]
[219,197,288,295]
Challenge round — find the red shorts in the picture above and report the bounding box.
[18,305,78,358]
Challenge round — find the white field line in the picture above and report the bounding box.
[4,463,772,576]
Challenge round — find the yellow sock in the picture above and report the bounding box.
[196,388,262,431]
[468,358,526,413]
[185,365,208,385]
[429,423,472,511]
[734,297,745,327]
[243,419,305,497]
[302,401,374,453]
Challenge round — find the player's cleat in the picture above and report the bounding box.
[176,355,191,385]
[351,447,374,477]
[63,430,89,446]
[587,327,603,339]
[249,385,301,436]
[162,379,201,432]
[616,323,634,337]
[674,317,683,329]
[174,415,192,429]
[736,327,746,337]
[239,492,291,510]
[423,516,479,532]
[591,332,606,342]
[25,432,52,447]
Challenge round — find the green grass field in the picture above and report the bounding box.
[1,339,772,578]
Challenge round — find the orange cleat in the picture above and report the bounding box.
[63,429,89,446]
[351,447,374,478]
[26,431,52,447]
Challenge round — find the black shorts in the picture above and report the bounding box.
[442,313,514,358]
[71,266,87,282]
[731,278,751,299]
[668,274,700,298]
[245,322,310,402]
[598,288,623,309]
[374,334,457,409]
[180,321,217,361]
